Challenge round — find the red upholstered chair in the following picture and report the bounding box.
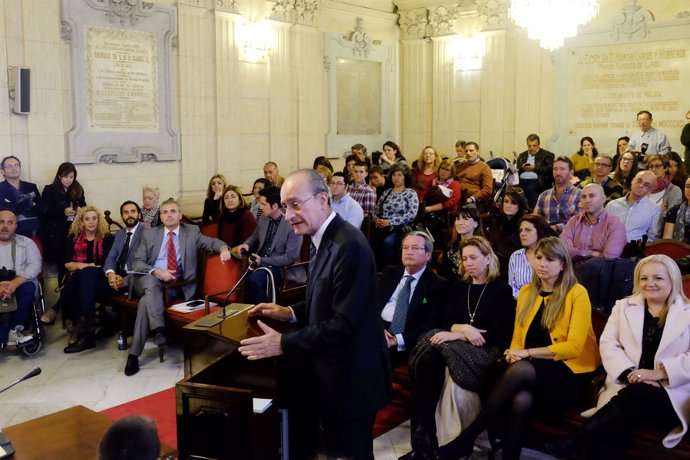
[200,223,217,238]
[643,239,690,259]
[683,275,690,299]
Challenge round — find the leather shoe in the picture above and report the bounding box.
[63,336,96,353]
[124,354,139,376]
[40,308,58,325]
[67,333,79,346]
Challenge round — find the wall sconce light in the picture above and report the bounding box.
[237,21,273,63]
[451,35,485,71]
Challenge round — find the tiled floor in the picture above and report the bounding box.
[0,274,555,459]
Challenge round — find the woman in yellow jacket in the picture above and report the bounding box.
[437,237,600,460]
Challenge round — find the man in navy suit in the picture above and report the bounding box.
[379,230,448,368]
[239,169,390,459]
[124,198,231,376]
[103,201,144,292]
[233,186,302,304]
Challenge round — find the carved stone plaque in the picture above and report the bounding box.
[61,0,178,164]
[336,58,382,135]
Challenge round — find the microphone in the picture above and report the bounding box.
[218,259,259,319]
[0,367,41,394]
[641,143,648,155]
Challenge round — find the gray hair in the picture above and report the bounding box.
[403,230,433,253]
[142,185,160,200]
[289,168,331,204]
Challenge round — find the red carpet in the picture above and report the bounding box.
[100,385,410,449]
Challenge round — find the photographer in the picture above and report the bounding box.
[0,210,41,348]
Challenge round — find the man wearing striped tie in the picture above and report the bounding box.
[124,198,231,376]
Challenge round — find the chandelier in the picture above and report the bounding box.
[509,0,599,51]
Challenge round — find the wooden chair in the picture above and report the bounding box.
[643,239,690,259]
[103,210,124,234]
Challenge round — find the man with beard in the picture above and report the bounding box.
[104,201,144,292]
[0,210,41,348]
[535,156,582,233]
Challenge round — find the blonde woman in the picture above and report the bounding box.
[56,206,116,353]
[555,254,690,458]
[202,174,227,224]
[412,146,441,200]
[438,237,600,460]
[141,185,161,228]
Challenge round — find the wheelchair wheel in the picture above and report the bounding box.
[22,340,42,356]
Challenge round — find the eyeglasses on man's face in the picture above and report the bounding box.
[280,193,319,215]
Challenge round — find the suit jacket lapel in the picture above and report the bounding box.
[408,269,429,316]
[153,227,165,260]
[178,224,187,272]
[306,217,340,311]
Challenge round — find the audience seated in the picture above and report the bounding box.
[488,187,530,276]
[125,198,231,376]
[330,172,364,229]
[668,151,687,189]
[406,236,514,460]
[343,154,357,184]
[347,160,377,217]
[263,161,285,187]
[140,185,160,228]
[560,184,627,261]
[0,210,40,348]
[216,185,257,247]
[663,176,690,242]
[605,170,661,243]
[423,159,461,248]
[201,174,227,225]
[0,156,42,237]
[379,140,408,174]
[249,178,269,221]
[571,136,598,183]
[104,201,144,294]
[578,154,623,203]
[611,135,629,170]
[437,237,600,460]
[312,155,334,172]
[626,110,672,156]
[368,165,387,200]
[379,231,448,369]
[350,143,372,171]
[315,165,332,185]
[233,186,302,304]
[98,415,160,460]
[437,206,484,282]
[454,142,493,210]
[411,146,440,201]
[508,214,554,299]
[40,162,86,283]
[647,154,683,233]
[371,165,419,269]
[56,206,116,353]
[517,134,555,208]
[452,140,466,165]
[555,255,690,458]
[683,111,690,174]
[535,156,582,233]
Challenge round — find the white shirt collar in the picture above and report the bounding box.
[312,211,337,252]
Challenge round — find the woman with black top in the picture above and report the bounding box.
[40,162,86,294]
[437,237,600,460]
[437,206,484,282]
[54,206,115,352]
[611,151,638,193]
[662,176,690,242]
[202,174,227,225]
[216,185,257,247]
[406,236,515,459]
[554,255,690,458]
[488,187,530,278]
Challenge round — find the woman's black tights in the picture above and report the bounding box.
[438,360,536,460]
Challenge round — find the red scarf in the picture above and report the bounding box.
[652,178,669,194]
[72,232,103,263]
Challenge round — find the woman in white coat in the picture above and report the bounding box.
[554,254,690,458]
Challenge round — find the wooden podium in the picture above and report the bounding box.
[176,304,292,460]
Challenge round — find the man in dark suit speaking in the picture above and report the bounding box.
[239,169,390,459]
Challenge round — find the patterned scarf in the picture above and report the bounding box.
[652,178,669,194]
[72,232,103,263]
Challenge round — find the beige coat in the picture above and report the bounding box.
[583,294,690,448]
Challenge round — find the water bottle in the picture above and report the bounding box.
[117,331,125,350]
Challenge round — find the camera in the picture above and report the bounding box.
[0,266,16,281]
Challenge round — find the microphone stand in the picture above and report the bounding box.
[0,368,41,394]
[218,260,258,319]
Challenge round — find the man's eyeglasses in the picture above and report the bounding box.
[402,245,425,252]
[280,193,318,215]
[594,162,611,168]
[2,164,20,169]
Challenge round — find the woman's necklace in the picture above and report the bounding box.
[467,282,489,325]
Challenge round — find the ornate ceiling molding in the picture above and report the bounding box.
[94,0,154,25]
[475,0,509,30]
[398,8,428,39]
[213,0,320,25]
[214,0,238,13]
[342,17,381,58]
[428,5,459,36]
[611,0,654,41]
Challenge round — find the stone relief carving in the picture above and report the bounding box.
[61,21,73,43]
[294,0,319,24]
[215,0,238,13]
[398,8,428,39]
[611,0,654,41]
[92,0,154,26]
[323,55,331,72]
[428,6,459,36]
[267,0,295,21]
[475,0,510,30]
[677,11,690,19]
[343,18,381,58]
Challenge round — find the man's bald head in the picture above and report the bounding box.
[580,183,606,216]
[0,211,17,242]
[630,170,657,200]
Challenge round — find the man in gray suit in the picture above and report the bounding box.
[124,198,231,376]
[233,186,302,304]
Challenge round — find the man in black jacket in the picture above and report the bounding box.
[516,133,555,208]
